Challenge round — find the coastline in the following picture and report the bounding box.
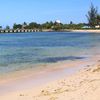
[41,29,100,33]
[0,55,100,100]
[42,29,100,33]
[0,1,100,100]
[0,29,100,33]
[0,31,100,100]
[71,29,100,33]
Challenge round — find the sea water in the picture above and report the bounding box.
[0,32,100,74]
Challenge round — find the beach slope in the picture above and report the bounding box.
[0,61,100,100]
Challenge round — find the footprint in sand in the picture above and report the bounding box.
[19,94,25,96]
[49,97,58,100]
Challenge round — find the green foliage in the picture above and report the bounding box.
[13,23,22,29]
[96,14,100,25]
[28,22,39,29]
[3,21,87,31]
[6,25,10,30]
[23,22,27,26]
[0,3,100,31]
[63,23,84,29]
[42,21,54,29]
[0,26,2,29]
[70,21,73,25]
[86,3,98,28]
[52,22,63,31]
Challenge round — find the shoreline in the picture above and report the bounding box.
[0,55,100,100]
[71,29,100,33]
[0,32,100,99]
[0,29,100,33]
[0,59,90,88]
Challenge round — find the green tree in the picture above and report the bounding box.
[42,21,53,29]
[70,21,73,25]
[6,25,10,30]
[0,26,2,30]
[52,22,63,31]
[23,22,27,26]
[96,14,100,25]
[28,22,39,29]
[13,23,22,29]
[22,22,27,29]
[86,3,98,28]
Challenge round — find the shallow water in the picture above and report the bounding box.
[0,32,100,74]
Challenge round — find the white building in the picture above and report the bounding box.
[95,25,100,28]
[55,20,61,24]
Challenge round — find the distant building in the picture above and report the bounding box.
[82,26,90,29]
[82,23,90,29]
[55,20,61,24]
[95,25,100,28]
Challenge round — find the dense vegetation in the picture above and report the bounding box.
[1,21,86,31]
[86,3,100,28]
[0,3,100,31]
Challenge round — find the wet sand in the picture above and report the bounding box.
[0,56,100,100]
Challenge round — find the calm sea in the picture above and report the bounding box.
[0,32,100,74]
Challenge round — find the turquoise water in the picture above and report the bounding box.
[0,32,100,74]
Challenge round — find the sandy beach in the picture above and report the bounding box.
[0,55,100,100]
[1,0,100,100]
[72,29,100,33]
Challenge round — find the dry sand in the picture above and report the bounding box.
[72,29,100,33]
[0,58,100,100]
[0,29,100,100]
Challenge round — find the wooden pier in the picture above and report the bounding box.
[0,29,41,33]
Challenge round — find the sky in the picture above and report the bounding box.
[0,0,100,27]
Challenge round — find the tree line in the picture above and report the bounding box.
[87,3,100,28]
[0,3,100,31]
[0,21,86,31]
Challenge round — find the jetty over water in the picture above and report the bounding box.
[0,29,41,33]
